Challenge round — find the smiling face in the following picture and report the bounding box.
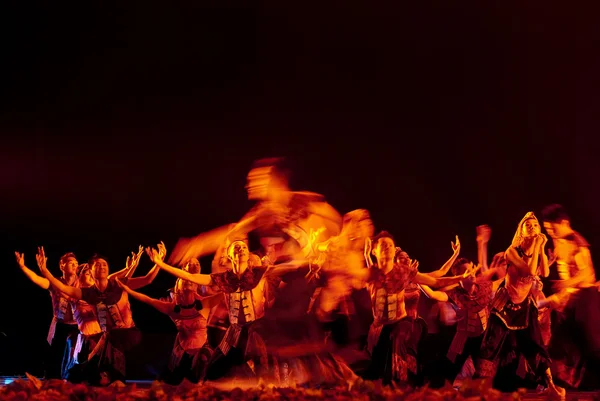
[92,258,110,280]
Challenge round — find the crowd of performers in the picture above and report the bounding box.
[14,158,600,400]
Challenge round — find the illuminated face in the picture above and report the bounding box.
[61,257,79,276]
[374,237,396,266]
[246,167,273,200]
[93,258,110,279]
[79,270,95,288]
[521,218,541,238]
[395,249,410,267]
[185,258,201,274]
[543,221,569,240]
[228,241,250,275]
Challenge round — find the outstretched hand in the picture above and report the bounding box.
[463,263,480,278]
[157,241,167,259]
[36,246,48,273]
[15,252,25,268]
[451,235,461,254]
[146,246,164,265]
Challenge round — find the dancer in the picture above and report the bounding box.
[419,257,495,386]
[64,263,103,382]
[117,277,221,384]
[169,157,342,267]
[362,232,471,386]
[15,251,79,379]
[37,245,161,384]
[151,240,284,383]
[540,204,600,389]
[476,212,565,398]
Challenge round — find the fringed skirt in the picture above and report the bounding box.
[477,289,550,390]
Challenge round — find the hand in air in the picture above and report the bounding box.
[125,246,143,271]
[36,246,48,273]
[157,241,167,259]
[463,263,479,278]
[476,225,491,243]
[451,235,461,254]
[14,252,25,268]
[146,246,164,265]
[409,259,419,272]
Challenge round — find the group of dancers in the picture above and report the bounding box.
[14,158,600,400]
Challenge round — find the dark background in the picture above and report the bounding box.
[1,1,599,377]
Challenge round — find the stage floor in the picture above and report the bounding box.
[0,376,597,400]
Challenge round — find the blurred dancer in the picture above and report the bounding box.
[169,158,341,266]
[540,204,600,389]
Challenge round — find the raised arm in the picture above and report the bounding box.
[116,278,172,315]
[418,284,449,302]
[15,252,50,289]
[127,243,166,290]
[415,272,464,288]
[150,247,212,286]
[428,236,461,278]
[127,264,161,290]
[36,247,82,300]
[476,225,492,272]
[108,246,143,280]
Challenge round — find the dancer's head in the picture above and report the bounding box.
[76,263,95,288]
[511,212,540,247]
[246,157,291,201]
[184,257,201,274]
[227,240,250,275]
[59,252,78,276]
[88,254,110,280]
[372,231,396,268]
[540,204,572,240]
